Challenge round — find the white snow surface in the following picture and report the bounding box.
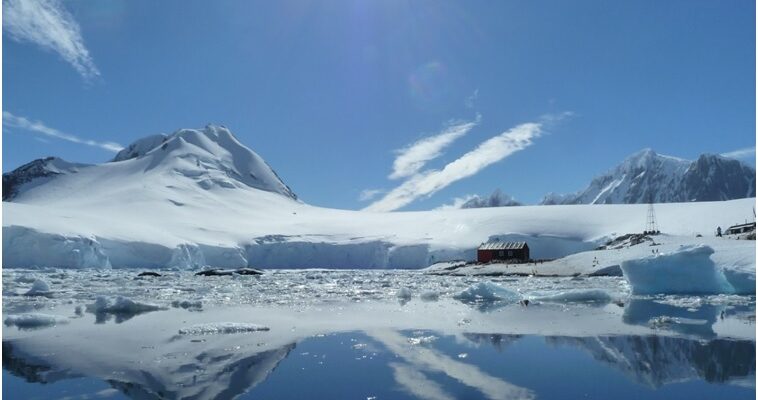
[5,196,754,270]
[3,126,756,269]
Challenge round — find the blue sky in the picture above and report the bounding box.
[3,0,755,210]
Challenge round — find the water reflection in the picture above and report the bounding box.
[4,337,295,400]
[369,329,536,400]
[4,328,755,400]
[622,298,722,338]
[546,335,755,388]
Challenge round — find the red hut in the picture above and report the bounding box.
[477,241,529,263]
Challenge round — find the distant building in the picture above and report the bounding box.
[725,222,756,235]
[477,241,529,263]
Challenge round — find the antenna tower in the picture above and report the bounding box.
[645,194,659,235]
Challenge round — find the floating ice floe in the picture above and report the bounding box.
[396,287,412,300]
[171,300,203,310]
[86,296,166,315]
[621,244,754,295]
[24,279,52,296]
[419,291,439,301]
[4,313,68,329]
[178,322,270,335]
[453,282,521,303]
[530,289,612,304]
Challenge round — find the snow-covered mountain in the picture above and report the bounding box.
[541,149,756,205]
[2,127,755,269]
[3,125,297,204]
[459,189,522,209]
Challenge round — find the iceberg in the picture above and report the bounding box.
[621,245,754,295]
[453,282,521,303]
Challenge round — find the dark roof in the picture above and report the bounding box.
[478,241,527,250]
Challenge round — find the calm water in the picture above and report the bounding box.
[4,329,755,400]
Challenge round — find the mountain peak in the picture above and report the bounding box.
[138,125,298,199]
[7,125,298,202]
[629,147,656,158]
[112,125,239,163]
[541,149,755,205]
[621,148,688,170]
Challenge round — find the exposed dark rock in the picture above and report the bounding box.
[195,268,263,277]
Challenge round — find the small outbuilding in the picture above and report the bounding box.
[477,241,529,263]
[725,222,756,235]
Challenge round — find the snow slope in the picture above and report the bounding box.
[3,126,756,269]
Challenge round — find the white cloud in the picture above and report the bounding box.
[365,121,543,212]
[390,363,455,400]
[390,116,480,180]
[3,111,123,152]
[358,188,384,202]
[369,330,535,400]
[721,147,755,161]
[3,0,100,80]
[436,194,479,210]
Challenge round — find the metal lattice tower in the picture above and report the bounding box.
[645,195,658,234]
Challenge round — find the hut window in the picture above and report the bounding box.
[508,250,513,257]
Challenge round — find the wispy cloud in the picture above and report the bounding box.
[721,146,755,161]
[3,0,100,80]
[465,89,479,109]
[390,116,480,180]
[3,111,123,152]
[358,188,384,202]
[365,120,544,212]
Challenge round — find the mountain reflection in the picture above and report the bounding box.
[4,329,755,399]
[464,333,755,389]
[3,339,295,400]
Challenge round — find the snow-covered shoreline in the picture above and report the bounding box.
[4,199,755,270]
